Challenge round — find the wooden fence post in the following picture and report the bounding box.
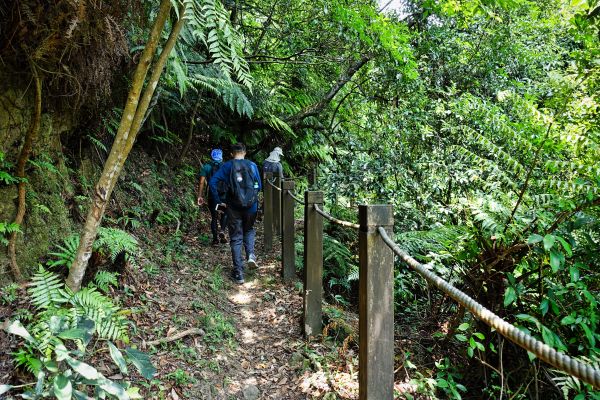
[263,172,273,252]
[358,205,394,400]
[281,181,296,281]
[273,175,282,236]
[303,191,323,337]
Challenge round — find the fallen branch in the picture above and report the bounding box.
[143,328,205,347]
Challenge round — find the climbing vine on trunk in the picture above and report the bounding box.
[8,65,42,281]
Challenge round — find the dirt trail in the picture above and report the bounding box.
[134,226,309,399]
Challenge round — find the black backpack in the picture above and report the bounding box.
[206,160,222,181]
[228,159,259,209]
[206,161,227,199]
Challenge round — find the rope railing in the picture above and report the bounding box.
[377,226,600,389]
[263,171,600,394]
[313,204,360,230]
[266,178,282,191]
[287,190,305,205]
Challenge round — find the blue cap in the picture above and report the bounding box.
[211,149,223,161]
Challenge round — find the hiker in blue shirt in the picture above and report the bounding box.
[197,149,227,246]
[209,143,262,284]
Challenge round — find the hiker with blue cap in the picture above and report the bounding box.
[197,148,228,245]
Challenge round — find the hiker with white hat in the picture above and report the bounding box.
[262,146,284,179]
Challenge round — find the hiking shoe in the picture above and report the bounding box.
[219,231,228,244]
[230,271,244,284]
[247,254,258,269]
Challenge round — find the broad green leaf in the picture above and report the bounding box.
[55,344,70,361]
[49,315,70,334]
[455,334,468,342]
[504,287,517,307]
[35,370,45,395]
[73,389,93,400]
[58,328,92,343]
[549,250,563,272]
[580,323,596,346]
[126,387,143,399]
[561,315,576,325]
[46,360,59,373]
[108,342,128,374]
[540,299,549,316]
[516,314,539,325]
[527,234,543,244]
[473,332,485,340]
[582,290,596,305]
[124,347,156,379]
[543,234,555,251]
[53,374,73,400]
[437,378,449,388]
[457,323,470,331]
[556,237,572,256]
[541,326,554,347]
[65,358,100,380]
[569,266,580,282]
[0,385,13,395]
[98,378,129,400]
[469,336,476,348]
[4,320,35,343]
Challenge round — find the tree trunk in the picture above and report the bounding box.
[8,66,42,281]
[66,0,185,291]
[178,96,202,164]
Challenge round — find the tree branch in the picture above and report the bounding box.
[286,55,371,124]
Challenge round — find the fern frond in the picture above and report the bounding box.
[28,266,69,309]
[461,125,526,176]
[94,271,119,293]
[450,145,519,191]
[70,287,128,342]
[96,227,138,262]
[186,0,252,89]
[48,234,80,268]
[265,114,296,137]
[538,179,600,196]
[347,265,359,282]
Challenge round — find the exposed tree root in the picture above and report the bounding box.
[143,328,205,347]
[8,67,42,281]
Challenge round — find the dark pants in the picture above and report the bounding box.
[226,208,257,274]
[208,198,227,241]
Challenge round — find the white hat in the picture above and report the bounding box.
[273,147,284,156]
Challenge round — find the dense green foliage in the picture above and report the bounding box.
[1,0,599,398]
[2,268,152,399]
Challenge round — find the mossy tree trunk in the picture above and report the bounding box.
[66,0,186,291]
[8,65,42,281]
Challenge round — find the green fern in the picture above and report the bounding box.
[347,265,359,282]
[70,287,129,342]
[27,267,129,342]
[48,234,80,268]
[96,227,138,262]
[185,0,252,89]
[48,228,138,268]
[189,67,254,117]
[94,270,119,293]
[0,221,20,245]
[28,265,70,309]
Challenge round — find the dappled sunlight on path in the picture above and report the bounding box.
[221,250,307,399]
